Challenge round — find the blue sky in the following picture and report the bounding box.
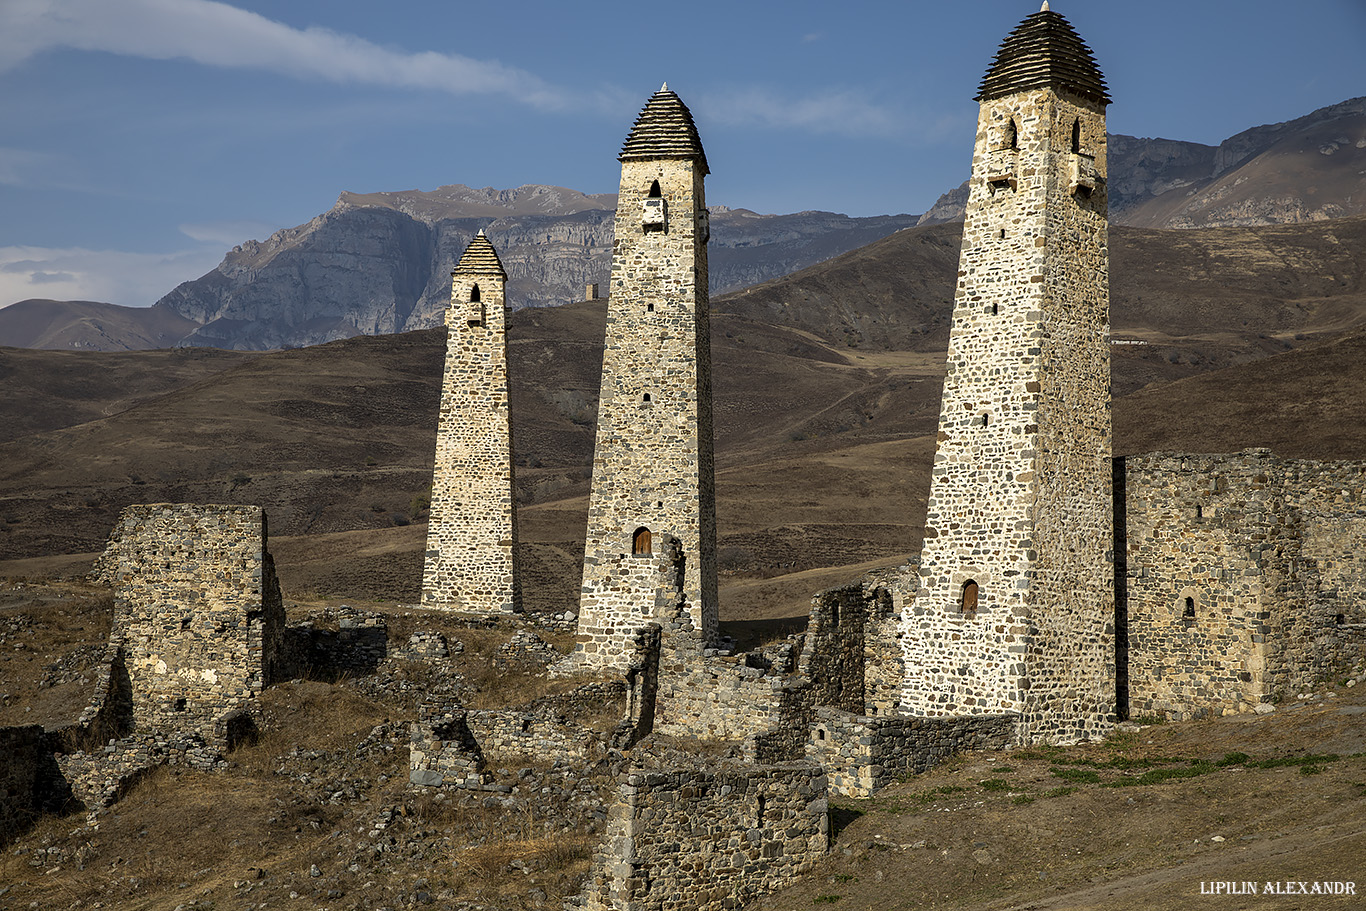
[1,0,1364,309]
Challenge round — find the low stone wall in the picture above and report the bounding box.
[409,701,488,789]
[581,763,828,911]
[46,646,133,755]
[284,605,387,680]
[807,707,1016,797]
[0,725,68,845]
[653,653,789,740]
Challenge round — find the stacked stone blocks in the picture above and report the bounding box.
[581,764,827,911]
[422,230,521,615]
[904,9,1115,744]
[576,87,718,670]
[1123,450,1366,718]
[101,504,284,747]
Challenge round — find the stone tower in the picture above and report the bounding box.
[902,4,1114,744]
[574,85,717,669]
[421,230,520,614]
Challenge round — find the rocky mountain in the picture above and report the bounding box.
[146,187,921,350]
[919,97,1366,228]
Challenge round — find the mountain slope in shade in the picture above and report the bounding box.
[0,299,203,350]
[148,186,921,351]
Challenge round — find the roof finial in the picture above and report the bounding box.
[1040,1,1049,10]
[660,82,668,92]
[476,228,485,236]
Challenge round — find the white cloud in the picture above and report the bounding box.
[696,87,901,138]
[0,146,81,189]
[179,220,281,247]
[0,0,568,109]
[0,245,225,308]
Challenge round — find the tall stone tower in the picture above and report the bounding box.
[421,230,520,614]
[574,85,717,669]
[902,4,1114,744]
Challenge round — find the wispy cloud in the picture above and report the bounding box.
[179,220,281,247]
[696,87,901,138]
[0,0,569,109]
[0,245,225,308]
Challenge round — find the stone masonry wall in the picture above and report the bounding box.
[903,81,1114,745]
[581,764,827,911]
[577,144,717,670]
[101,504,285,743]
[807,707,1016,798]
[1123,450,1366,718]
[0,725,67,846]
[421,239,520,614]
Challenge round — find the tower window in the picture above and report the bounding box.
[647,303,654,312]
[961,580,979,617]
[1071,118,1082,154]
[643,393,652,403]
[632,527,653,555]
[469,283,480,302]
[1007,119,1019,151]
[648,180,662,198]
[1184,596,1196,620]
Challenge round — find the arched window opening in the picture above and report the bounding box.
[1007,119,1019,151]
[643,393,652,403]
[469,283,480,303]
[978,412,990,428]
[961,580,979,617]
[1335,613,1346,627]
[1196,505,1203,518]
[1071,118,1082,154]
[632,526,653,555]
[648,180,662,198]
[830,604,840,628]
[1183,596,1196,620]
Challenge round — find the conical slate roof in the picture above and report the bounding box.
[976,6,1109,106]
[619,84,709,175]
[453,230,506,277]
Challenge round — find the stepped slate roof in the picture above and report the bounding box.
[619,84,709,175]
[976,7,1110,106]
[453,230,506,277]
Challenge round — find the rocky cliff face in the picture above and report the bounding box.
[152,186,920,350]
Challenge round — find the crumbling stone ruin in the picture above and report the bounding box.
[100,503,285,758]
[581,764,828,911]
[572,85,719,671]
[903,5,1116,746]
[422,230,521,615]
[1119,449,1366,719]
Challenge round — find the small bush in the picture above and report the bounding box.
[979,778,1009,792]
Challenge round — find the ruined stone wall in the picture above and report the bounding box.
[284,606,387,679]
[581,764,827,911]
[0,725,66,845]
[903,83,1114,744]
[652,653,788,741]
[409,701,488,789]
[577,149,717,671]
[421,242,520,614]
[804,571,908,717]
[807,708,1016,798]
[46,646,132,754]
[571,539,686,670]
[1124,451,1366,718]
[103,504,284,742]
